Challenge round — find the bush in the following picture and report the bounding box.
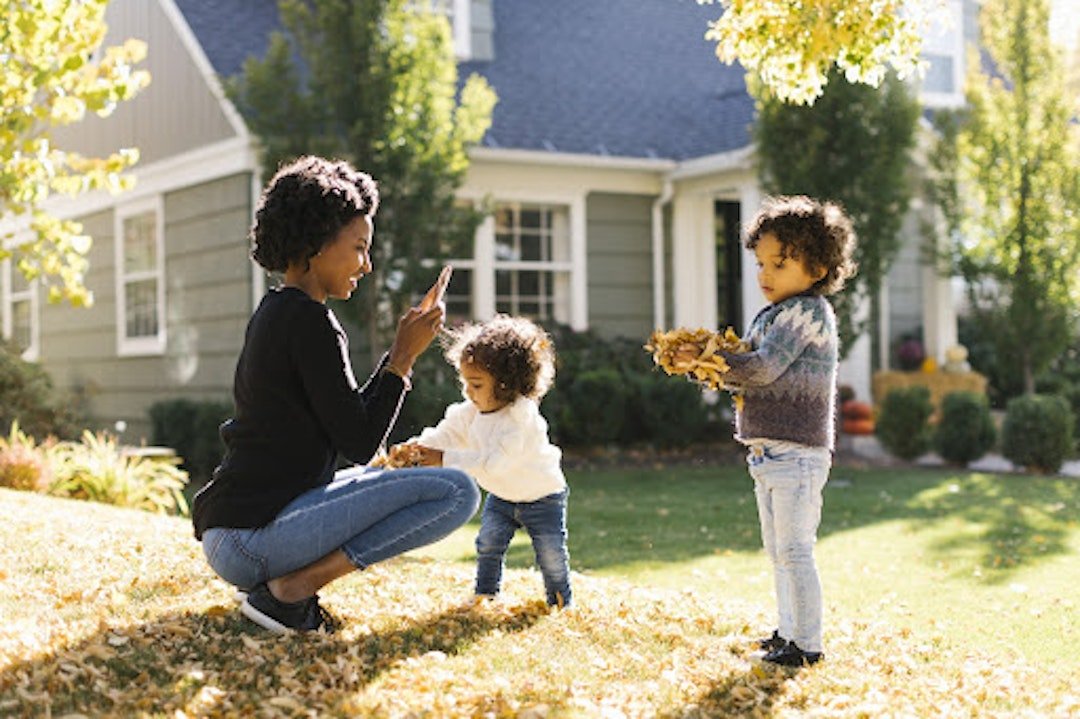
[875,386,933,460]
[549,368,630,446]
[1001,394,1075,473]
[631,374,709,447]
[0,341,78,440]
[49,430,190,515]
[0,422,53,492]
[1036,338,1080,453]
[148,399,232,485]
[933,392,996,465]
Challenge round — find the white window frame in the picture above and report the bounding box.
[409,0,472,59]
[1,256,40,362]
[114,196,167,356]
[453,193,587,330]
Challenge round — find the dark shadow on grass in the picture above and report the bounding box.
[0,599,547,716]
[560,465,1080,581]
[658,662,799,718]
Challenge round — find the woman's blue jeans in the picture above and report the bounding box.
[474,489,571,607]
[201,466,479,591]
[747,440,831,653]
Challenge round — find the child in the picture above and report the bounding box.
[390,315,571,608]
[719,195,857,666]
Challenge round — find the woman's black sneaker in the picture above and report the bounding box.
[240,584,337,634]
[763,641,823,666]
[757,629,787,652]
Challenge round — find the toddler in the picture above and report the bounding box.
[719,195,857,666]
[391,315,571,608]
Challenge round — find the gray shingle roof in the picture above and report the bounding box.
[174,0,754,162]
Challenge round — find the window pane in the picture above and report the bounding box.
[445,268,471,322]
[494,207,515,232]
[11,299,31,352]
[519,208,542,230]
[495,269,512,295]
[494,233,518,261]
[518,271,540,296]
[125,279,158,338]
[124,213,157,273]
[520,233,544,261]
[921,53,954,93]
[10,268,29,293]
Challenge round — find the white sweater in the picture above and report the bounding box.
[414,396,566,503]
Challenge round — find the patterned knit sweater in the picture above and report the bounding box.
[721,294,839,450]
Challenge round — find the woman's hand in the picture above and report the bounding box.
[387,270,450,373]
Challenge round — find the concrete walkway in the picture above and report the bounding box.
[839,435,1080,478]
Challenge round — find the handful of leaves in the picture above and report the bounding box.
[644,327,747,390]
[369,443,425,469]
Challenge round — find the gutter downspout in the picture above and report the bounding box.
[652,178,675,330]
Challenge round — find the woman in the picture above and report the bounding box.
[192,155,479,634]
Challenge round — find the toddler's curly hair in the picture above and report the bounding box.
[443,315,556,404]
[250,155,379,273]
[746,195,858,296]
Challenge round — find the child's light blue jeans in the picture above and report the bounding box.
[201,465,479,591]
[475,489,571,607]
[747,440,831,653]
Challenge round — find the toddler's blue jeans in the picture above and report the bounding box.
[474,489,571,607]
[747,440,831,653]
[201,465,479,591]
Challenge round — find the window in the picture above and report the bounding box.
[921,53,955,94]
[445,199,582,328]
[493,204,571,322]
[1,259,39,361]
[408,0,471,59]
[115,198,166,355]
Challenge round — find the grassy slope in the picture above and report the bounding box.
[420,465,1080,674]
[1,466,1078,718]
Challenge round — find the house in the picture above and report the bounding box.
[2,0,972,441]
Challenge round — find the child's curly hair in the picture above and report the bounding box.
[443,315,556,404]
[746,195,858,296]
[250,155,380,273]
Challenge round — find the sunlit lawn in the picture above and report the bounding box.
[2,461,1078,717]
[415,462,1080,674]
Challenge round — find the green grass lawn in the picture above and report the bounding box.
[416,464,1080,674]
[2,462,1078,717]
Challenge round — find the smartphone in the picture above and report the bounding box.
[420,266,453,311]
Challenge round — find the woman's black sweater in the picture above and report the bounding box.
[192,287,407,539]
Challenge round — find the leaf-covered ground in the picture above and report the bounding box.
[1,487,1076,718]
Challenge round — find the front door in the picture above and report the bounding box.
[714,200,743,334]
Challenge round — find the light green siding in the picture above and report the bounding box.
[586,193,654,340]
[50,0,237,165]
[38,173,253,441]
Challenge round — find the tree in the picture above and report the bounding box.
[698,0,929,105]
[0,0,150,306]
[944,0,1080,394]
[753,70,921,360]
[227,0,496,360]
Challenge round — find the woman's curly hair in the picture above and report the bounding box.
[250,155,380,273]
[746,195,858,296]
[443,315,556,404]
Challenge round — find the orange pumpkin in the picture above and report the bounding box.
[841,400,873,420]
[842,418,875,435]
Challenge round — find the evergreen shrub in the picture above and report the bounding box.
[875,386,933,460]
[933,391,996,465]
[0,341,78,440]
[148,398,232,485]
[1001,394,1074,473]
